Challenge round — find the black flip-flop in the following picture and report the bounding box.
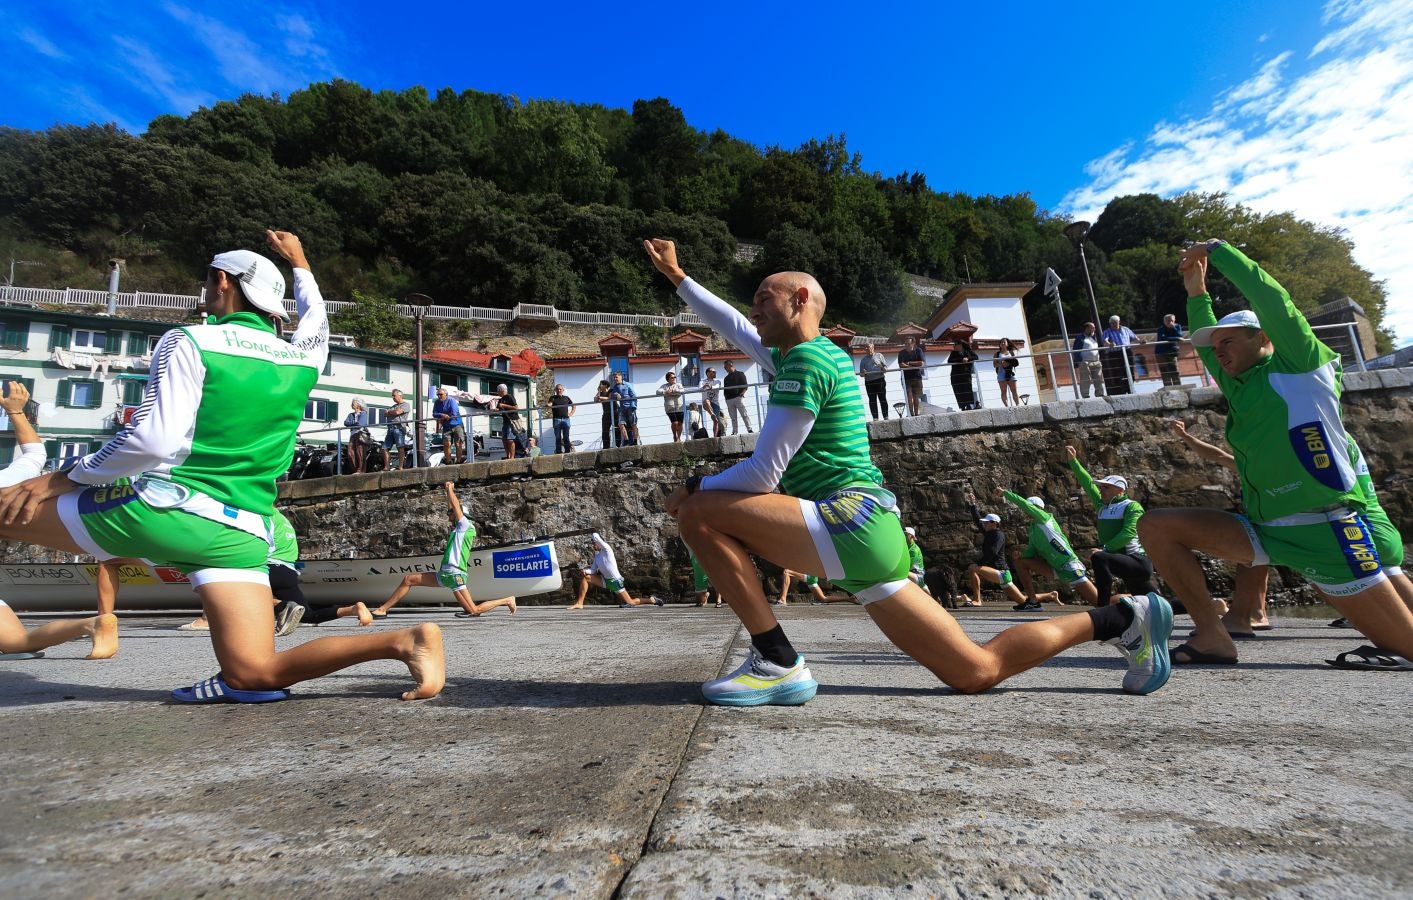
[1326,645,1413,671]
[1187,630,1257,641]
[1328,617,1351,628]
[1251,623,1273,632]
[1169,642,1238,665]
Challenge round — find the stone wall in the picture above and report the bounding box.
[270,370,1413,606]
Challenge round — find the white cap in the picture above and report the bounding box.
[1096,474,1129,491]
[980,513,1001,523]
[1026,496,1046,509]
[903,527,917,537]
[209,250,287,320]
[460,506,471,518]
[1190,310,1261,347]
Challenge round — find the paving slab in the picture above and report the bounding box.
[1,607,1409,898]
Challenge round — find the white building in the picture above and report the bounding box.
[0,307,533,468]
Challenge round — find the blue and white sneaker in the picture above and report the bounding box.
[702,650,818,707]
[1108,593,1174,695]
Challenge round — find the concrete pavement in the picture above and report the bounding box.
[1,604,1409,898]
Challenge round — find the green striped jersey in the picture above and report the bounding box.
[768,336,882,500]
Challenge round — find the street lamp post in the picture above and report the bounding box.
[1062,221,1104,332]
[407,292,434,467]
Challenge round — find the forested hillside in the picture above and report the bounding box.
[0,80,1391,346]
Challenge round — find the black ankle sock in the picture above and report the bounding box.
[750,624,798,668]
[1088,602,1135,642]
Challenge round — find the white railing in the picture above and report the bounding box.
[2,282,712,331]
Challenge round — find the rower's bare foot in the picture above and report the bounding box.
[506,597,517,614]
[356,602,374,627]
[1037,592,1061,604]
[86,613,119,660]
[567,604,583,610]
[398,623,445,701]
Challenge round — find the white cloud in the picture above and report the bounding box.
[160,1,342,95]
[18,27,69,61]
[1060,0,1413,345]
[112,35,213,112]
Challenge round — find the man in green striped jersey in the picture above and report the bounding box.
[644,238,1174,704]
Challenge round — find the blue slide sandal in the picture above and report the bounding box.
[172,674,290,704]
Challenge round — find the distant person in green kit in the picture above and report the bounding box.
[998,487,1100,610]
[1063,445,1157,607]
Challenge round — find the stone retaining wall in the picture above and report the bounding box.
[272,368,1413,605]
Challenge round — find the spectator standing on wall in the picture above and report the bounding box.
[495,383,525,460]
[857,340,890,420]
[432,386,465,465]
[993,338,1020,407]
[549,383,576,454]
[1071,322,1104,399]
[594,379,615,448]
[721,359,753,435]
[343,398,369,473]
[1103,314,1143,390]
[701,366,726,437]
[897,336,926,416]
[946,338,980,410]
[1155,314,1184,387]
[610,372,639,445]
[384,388,413,470]
[658,370,686,441]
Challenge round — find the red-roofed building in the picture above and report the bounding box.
[425,347,546,377]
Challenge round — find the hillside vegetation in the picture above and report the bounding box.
[0,80,1390,347]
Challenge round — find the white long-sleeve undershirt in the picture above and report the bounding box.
[675,278,774,374]
[0,442,46,489]
[699,404,813,494]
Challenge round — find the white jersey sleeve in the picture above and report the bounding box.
[69,330,206,485]
[700,404,814,495]
[0,442,46,489]
[288,268,330,373]
[676,278,774,374]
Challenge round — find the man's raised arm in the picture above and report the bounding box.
[643,239,772,373]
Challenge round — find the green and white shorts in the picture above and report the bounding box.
[800,487,910,603]
[1364,504,1405,572]
[437,568,468,592]
[1052,558,1089,586]
[59,483,270,588]
[1236,508,1390,597]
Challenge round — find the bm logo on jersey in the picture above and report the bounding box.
[1290,422,1345,490]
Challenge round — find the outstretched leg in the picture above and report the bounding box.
[375,572,438,614]
[0,605,118,659]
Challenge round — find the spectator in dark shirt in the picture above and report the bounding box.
[593,379,615,448]
[721,359,752,435]
[946,338,979,410]
[897,336,926,416]
[495,383,525,459]
[549,383,576,454]
[1155,313,1184,387]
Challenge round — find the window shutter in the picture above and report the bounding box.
[122,380,146,405]
[85,381,103,409]
[49,325,71,350]
[45,439,60,461]
[126,333,147,355]
[104,331,123,354]
[329,401,339,422]
[2,320,30,349]
[56,379,71,408]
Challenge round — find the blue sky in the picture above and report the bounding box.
[4,0,1411,342]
